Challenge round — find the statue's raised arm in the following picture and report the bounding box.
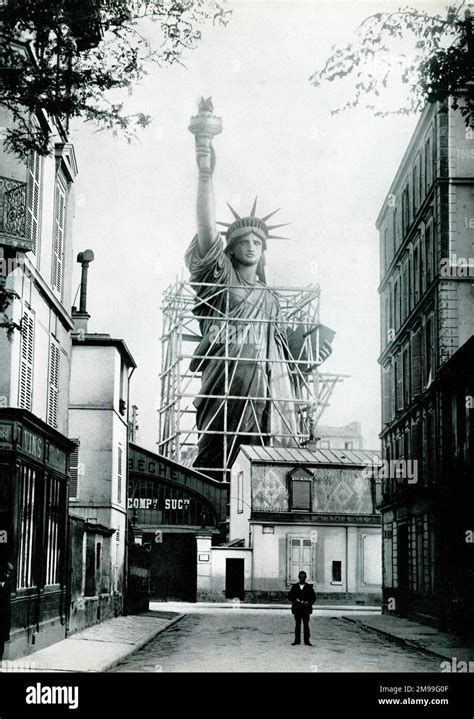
[189,97,223,255]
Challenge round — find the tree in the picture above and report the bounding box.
[0,0,231,160]
[309,3,474,127]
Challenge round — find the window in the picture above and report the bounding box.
[51,173,67,295]
[344,441,353,450]
[382,362,392,424]
[395,352,403,412]
[413,243,420,305]
[26,151,42,255]
[45,475,63,585]
[290,478,312,511]
[17,465,37,589]
[332,560,342,583]
[69,439,80,499]
[47,340,60,428]
[425,137,432,189]
[392,207,398,254]
[393,280,399,330]
[403,345,410,406]
[287,537,314,583]
[117,446,122,504]
[411,326,422,397]
[424,315,434,387]
[319,440,330,448]
[96,542,102,570]
[424,222,433,285]
[19,308,34,411]
[237,470,244,513]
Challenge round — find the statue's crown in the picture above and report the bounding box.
[217,197,290,249]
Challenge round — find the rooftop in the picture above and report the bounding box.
[237,445,381,466]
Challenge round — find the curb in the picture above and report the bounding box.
[342,616,448,662]
[102,613,185,673]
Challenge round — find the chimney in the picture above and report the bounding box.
[72,249,94,334]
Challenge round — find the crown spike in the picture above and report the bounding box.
[261,208,280,222]
[267,235,290,240]
[267,222,291,231]
[226,203,241,220]
[217,221,232,227]
[250,196,258,217]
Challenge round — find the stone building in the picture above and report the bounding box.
[376,99,474,632]
[316,422,365,450]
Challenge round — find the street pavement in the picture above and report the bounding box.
[112,605,441,673]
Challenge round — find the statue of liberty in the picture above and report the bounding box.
[185,99,332,480]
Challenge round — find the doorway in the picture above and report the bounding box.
[225,558,245,600]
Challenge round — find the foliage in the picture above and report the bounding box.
[0,0,231,159]
[310,3,474,125]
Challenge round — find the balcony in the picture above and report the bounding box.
[0,176,31,252]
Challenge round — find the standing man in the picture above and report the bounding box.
[0,562,12,661]
[288,570,316,646]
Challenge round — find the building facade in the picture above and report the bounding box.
[377,100,474,633]
[193,446,382,604]
[68,326,136,632]
[316,422,365,450]
[0,43,79,657]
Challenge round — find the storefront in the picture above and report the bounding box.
[128,444,228,601]
[0,408,74,658]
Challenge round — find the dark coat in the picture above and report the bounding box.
[0,580,12,641]
[288,582,316,615]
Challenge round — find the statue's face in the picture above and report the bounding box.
[230,232,263,267]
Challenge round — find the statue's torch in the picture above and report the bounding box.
[188,97,222,174]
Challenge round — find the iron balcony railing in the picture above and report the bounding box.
[0,176,30,251]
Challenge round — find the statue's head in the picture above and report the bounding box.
[219,197,289,281]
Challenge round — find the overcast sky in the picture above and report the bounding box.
[69,0,446,452]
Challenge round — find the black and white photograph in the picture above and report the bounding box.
[0,0,473,713]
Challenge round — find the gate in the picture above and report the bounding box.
[145,532,197,602]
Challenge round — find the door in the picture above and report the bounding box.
[146,533,197,601]
[225,558,245,600]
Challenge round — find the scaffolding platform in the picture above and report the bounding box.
[158,279,347,482]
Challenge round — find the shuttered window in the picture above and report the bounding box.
[69,439,80,499]
[382,362,392,424]
[411,327,422,397]
[287,537,314,583]
[117,444,123,504]
[47,341,60,428]
[19,308,34,411]
[52,175,67,295]
[396,352,404,412]
[26,151,41,255]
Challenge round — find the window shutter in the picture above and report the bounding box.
[47,341,60,428]
[117,444,123,504]
[52,178,66,295]
[19,309,34,410]
[396,352,404,411]
[27,151,41,255]
[382,363,392,424]
[69,440,80,499]
[411,327,422,397]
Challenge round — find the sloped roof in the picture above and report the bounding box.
[237,445,381,466]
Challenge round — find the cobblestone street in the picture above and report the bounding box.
[112,608,440,673]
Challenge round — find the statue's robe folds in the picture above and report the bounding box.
[185,235,298,478]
